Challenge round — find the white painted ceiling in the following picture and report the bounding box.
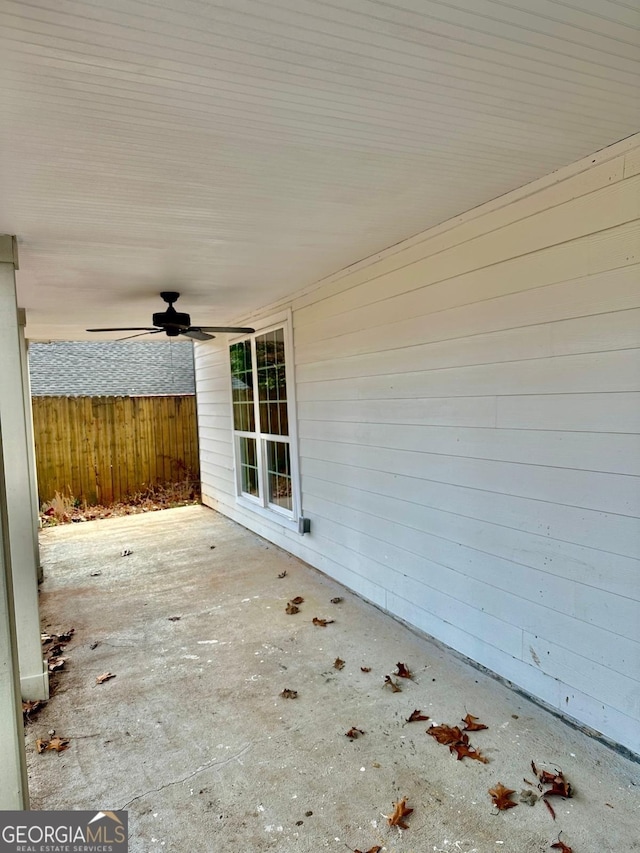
[1,0,639,340]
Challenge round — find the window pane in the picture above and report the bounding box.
[256,330,288,435]
[266,441,292,511]
[230,341,255,432]
[239,437,259,497]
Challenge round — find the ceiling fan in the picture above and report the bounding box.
[87,292,254,341]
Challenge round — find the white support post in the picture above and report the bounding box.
[0,423,30,810]
[18,310,43,583]
[0,235,48,701]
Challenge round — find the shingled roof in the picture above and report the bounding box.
[28,341,195,397]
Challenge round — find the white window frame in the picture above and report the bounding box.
[228,310,302,530]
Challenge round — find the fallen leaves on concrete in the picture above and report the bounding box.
[384,675,402,693]
[22,700,45,723]
[489,783,518,811]
[550,839,573,852]
[426,721,489,763]
[41,628,75,674]
[286,602,300,615]
[386,796,413,829]
[312,617,334,627]
[394,662,412,679]
[532,762,573,799]
[280,688,298,699]
[36,735,70,754]
[330,597,342,604]
[406,709,429,722]
[345,727,365,739]
[96,672,116,684]
[354,847,381,853]
[462,713,488,731]
[277,571,287,578]
[360,666,371,673]
[290,596,304,605]
[334,657,345,670]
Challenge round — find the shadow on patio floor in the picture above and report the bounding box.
[28,506,638,852]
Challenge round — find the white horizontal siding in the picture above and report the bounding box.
[196,137,640,755]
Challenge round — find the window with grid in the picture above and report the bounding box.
[230,326,296,518]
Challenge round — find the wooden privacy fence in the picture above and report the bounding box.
[32,395,200,506]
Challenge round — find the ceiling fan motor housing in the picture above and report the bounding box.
[153,307,191,330]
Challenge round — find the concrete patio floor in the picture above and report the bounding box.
[28,505,638,852]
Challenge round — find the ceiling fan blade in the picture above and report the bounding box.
[86,327,159,332]
[195,326,255,334]
[182,329,214,341]
[116,330,165,341]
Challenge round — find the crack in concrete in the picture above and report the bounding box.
[119,743,252,810]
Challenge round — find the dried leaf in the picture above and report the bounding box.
[47,656,66,672]
[386,797,413,829]
[427,724,490,762]
[532,762,573,799]
[406,709,429,722]
[395,662,412,679]
[451,741,489,763]
[57,629,75,643]
[312,617,334,627]
[384,675,402,693]
[290,596,305,605]
[280,688,298,699]
[121,548,132,557]
[47,736,70,752]
[427,724,465,745]
[354,848,382,853]
[544,799,556,820]
[360,666,371,673]
[286,602,300,615]
[37,736,70,754]
[330,597,343,604]
[544,775,573,799]
[96,672,116,684]
[168,616,181,621]
[550,840,573,852]
[345,727,365,739]
[539,769,559,784]
[462,713,488,731]
[334,658,345,670]
[22,700,44,722]
[277,571,287,578]
[489,783,518,811]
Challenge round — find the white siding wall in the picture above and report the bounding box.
[195,136,640,755]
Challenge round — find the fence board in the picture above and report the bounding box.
[31,395,200,506]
